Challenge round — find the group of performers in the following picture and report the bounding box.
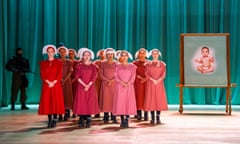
[38,45,168,128]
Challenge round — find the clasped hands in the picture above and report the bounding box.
[46,80,57,88]
[150,77,162,85]
[78,78,93,91]
[107,79,114,86]
[137,75,147,84]
[119,80,130,87]
[83,82,92,91]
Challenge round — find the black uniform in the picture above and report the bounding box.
[5,49,30,110]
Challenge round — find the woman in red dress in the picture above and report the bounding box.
[57,46,73,121]
[133,48,149,121]
[68,48,78,96]
[93,49,105,118]
[38,45,65,128]
[144,49,168,124]
[68,48,78,118]
[73,48,99,128]
[99,48,117,123]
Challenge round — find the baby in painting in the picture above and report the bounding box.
[194,46,215,74]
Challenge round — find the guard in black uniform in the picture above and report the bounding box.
[5,48,30,110]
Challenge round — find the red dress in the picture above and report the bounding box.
[60,59,73,109]
[70,60,79,97]
[73,63,100,115]
[99,60,117,112]
[94,60,102,104]
[38,59,65,115]
[144,61,168,111]
[133,60,147,110]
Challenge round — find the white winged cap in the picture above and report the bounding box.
[135,48,148,59]
[68,48,77,56]
[148,48,162,58]
[121,50,133,60]
[77,48,86,58]
[115,50,122,60]
[78,48,94,60]
[57,46,69,55]
[42,44,57,54]
[104,48,115,57]
[96,49,105,58]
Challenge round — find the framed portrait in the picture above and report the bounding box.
[180,33,230,87]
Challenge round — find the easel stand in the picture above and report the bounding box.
[177,84,236,115]
[179,33,236,115]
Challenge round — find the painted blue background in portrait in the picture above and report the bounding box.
[184,36,228,86]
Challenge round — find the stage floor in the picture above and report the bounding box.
[0,105,240,144]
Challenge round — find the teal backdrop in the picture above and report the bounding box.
[1,0,240,106]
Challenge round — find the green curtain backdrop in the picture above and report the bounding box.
[1,0,240,106]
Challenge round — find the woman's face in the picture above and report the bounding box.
[68,50,75,59]
[59,48,67,58]
[152,51,159,60]
[99,50,105,60]
[121,52,129,63]
[118,56,123,63]
[47,47,55,58]
[106,52,114,60]
[83,51,91,62]
[138,50,146,60]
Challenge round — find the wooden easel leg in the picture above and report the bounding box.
[226,87,232,115]
[179,86,183,114]
[227,87,232,115]
[225,88,229,114]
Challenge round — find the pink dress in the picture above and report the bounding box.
[144,61,168,111]
[99,60,117,112]
[73,63,100,115]
[112,63,137,115]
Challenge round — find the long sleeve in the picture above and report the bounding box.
[159,61,166,80]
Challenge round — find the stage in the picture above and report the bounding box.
[0,105,240,144]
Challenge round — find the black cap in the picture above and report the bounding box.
[57,42,65,47]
